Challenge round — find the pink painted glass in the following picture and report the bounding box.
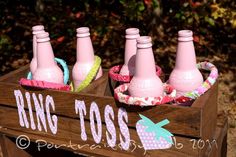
[30,25,45,74]
[128,36,164,97]
[169,30,203,96]
[32,32,64,84]
[72,27,103,89]
[119,28,140,76]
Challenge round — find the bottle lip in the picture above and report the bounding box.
[76,27,89,33]
[32,25,44,32]
[33,30,45,35]
[178,30,193,41]
[36,32,50,42]
[137,36,151,43]
[178,30,193,37]
[137,36,152,48]
[125,28,140,39]
[126,28,139,35]
[76,27,90,37]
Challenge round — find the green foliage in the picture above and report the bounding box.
[119,0,145,21]
[172,1,236,29]
[0,35,13,54]
[116,0,160,22]
[0,0,235,74]
[163,0,235,56]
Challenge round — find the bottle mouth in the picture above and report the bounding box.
[125,28,140,39]
[32,25,44,31]
[76,27,89,33]
[126,28,139,35]
[137,36,151,43]
[178,30,193,37]
[178,30,193,41]
[32,25,45,34]
[33,30,45,35]
[76,27,90,37]
[137,36,152,48]
[36,32,50,42]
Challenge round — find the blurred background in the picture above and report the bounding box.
[0,0,235,156]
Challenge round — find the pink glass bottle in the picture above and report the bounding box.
[119,28,140,76]
[32,32,64,84]
[128,36,164,97]
[72,27,103,89]
[30,25,45,74]
[169,30,203,96]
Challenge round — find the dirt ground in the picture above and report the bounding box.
[218,70,236,157]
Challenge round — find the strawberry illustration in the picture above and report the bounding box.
[136,114,173,150]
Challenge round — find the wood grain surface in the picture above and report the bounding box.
[0,66,218,138]
[0,105,227,157]
[0,66,226,157]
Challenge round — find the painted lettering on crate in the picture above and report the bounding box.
[14,90,131,150]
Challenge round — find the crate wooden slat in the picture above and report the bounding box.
[0,134,32,157]
[0,66,218,139]
[0,105,227,157]
[0,65,225,157]
[0,104,227,157]
[0,81,203,136]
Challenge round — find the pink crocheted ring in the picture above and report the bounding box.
[19,78,71,91]
[114,83,176,106]
[109,65,162,82]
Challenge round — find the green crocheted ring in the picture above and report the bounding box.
[71,56,101,92]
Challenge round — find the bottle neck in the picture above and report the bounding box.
[175,40,197,70]
[76,36,95,63]
[135,47,156,78]
[32,30,45,59]
[33,35,37,59]
[124,38,137,66]
[37,41,56,68]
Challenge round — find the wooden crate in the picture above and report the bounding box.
[0,65,226,157]
[0,116,228,157]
